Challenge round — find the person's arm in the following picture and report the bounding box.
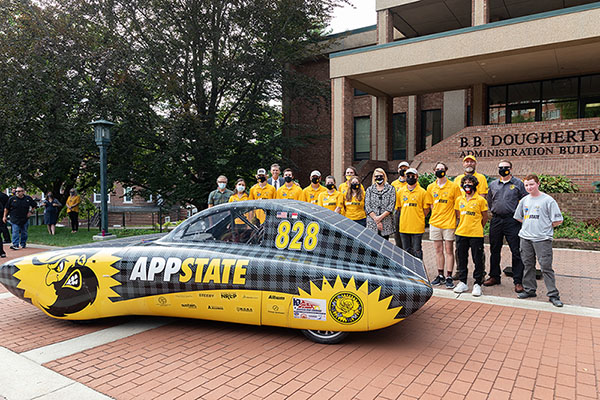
[423,207,430,217]
[455,210,460,226]
[3,207,8,223]
[207,191,214,208]
[481,210,489,227]
[552,220,562,227]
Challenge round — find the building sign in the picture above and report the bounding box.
[459,128,600,158]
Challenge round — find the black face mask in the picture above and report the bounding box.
[406,176,417,185]
[311,177,320,184]
[258,176,266,183]
[435,170,446,179]
[375,175,384,184]
[284,176,293,183]
[351,183,360,191]
[463,184,475,194]
[499,167,511,177]
[399,169,406,177]
[326,183,335,190]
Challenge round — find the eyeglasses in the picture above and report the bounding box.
[374,175,384,179]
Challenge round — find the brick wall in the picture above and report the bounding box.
[550,193,600,222]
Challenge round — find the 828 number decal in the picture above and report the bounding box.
[275,220,320,251]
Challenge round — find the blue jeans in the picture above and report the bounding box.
[11,221,29,248]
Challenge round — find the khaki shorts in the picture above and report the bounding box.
[430,225,456,241]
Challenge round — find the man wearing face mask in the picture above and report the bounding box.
[392,162,410,248]
[302,170,326,205]
[397,168,433,260]
[485,160,528,292]
[276,168,303,200]
[455,155,488,199]
[249,169,276,224]
[207,175,233,208]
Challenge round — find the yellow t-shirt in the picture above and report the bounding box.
[391,179,407,194]
[249,183,276,200]
[454,194,488,237]
[302,185,327,205]
[339,181,365,196]
[397,186,433,234]
[276,184,303,200]
[455,172,489,196]
[427,180,462,229]
[66,195,81,213]
[318,191,343,212]
[342,194,366,221]
[228,193,249,224]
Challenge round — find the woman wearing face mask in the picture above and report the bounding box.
[343,176,367,227]
[318,176,343,214]
[229,178,253,229]
[338,166,364,196]
[453,175,489,297]
[365,168,396,239]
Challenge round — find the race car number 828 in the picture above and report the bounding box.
[275,220,320,251]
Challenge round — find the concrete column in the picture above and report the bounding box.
[331,77,353,184]
[371,95,392,160]
[443,90,467,139]
[407,95,418,159]
[472,0,489,26]
[472,83,486,126]
[377,10,394,44]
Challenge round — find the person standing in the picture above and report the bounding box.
[268,164,285,190]
[318,176,343,213]
[397,168,433,260]
[208,175,233,208]
[428,162,462,289]
[365,168,396,239]
[302,171,326,205]
[343,176,367,227]
[485,160,528,292]
[0,190,10,244]
[514,174,564,307]
[3,187,37,250]
[276,169,303,200]
[65,189,81,233]
[453,176,488,297]
[455,155,488,198]
[249,169,276,224]
[391,161,410,248]
[43,192,62,235]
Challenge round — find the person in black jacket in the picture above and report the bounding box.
[0,191,10,246]
[3,187,38,250]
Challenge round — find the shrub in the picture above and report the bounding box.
[593,181,600,193]
[418,172,436,189]
[538,175,578,193]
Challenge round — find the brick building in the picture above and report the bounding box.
[287,0,600,192]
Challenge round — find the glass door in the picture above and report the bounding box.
[507,103,540,123]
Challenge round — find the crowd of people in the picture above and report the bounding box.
[208,159,565,307]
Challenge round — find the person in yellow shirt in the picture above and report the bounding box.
[276,168,303,200]
[249,168,276,223]
[338,166,365,196]
[302,170,326,205]
[397,168,432,260]
[343,176,367,226]
[391,161,410,248]
[427,162,462,289]
[229,178,252,227]
[455,155,489,198]
[318,176,343,213]
[453,175,489,297]
[65,189,81,233]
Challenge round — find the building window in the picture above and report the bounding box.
[392,113,407,160]
[354,88,368,96]
[420,109,441,151]
[124,187,133,203]
[93,192,110,204]
[354,116,370,161]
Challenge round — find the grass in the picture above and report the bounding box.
[14,225,161,247]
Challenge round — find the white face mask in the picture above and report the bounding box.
[218,182,226,190]
[236,185,245,193]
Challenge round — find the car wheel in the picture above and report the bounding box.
[301,329,349,344]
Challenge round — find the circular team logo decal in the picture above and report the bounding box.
[329,292,363,325]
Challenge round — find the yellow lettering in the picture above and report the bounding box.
[221,259,235,283]
[179,258,194,283]
[203,259,221,283]
[194,258,209,282]
[233,260,248,285]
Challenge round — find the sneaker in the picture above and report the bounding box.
[431,274,445,286]
[549,297,563,307]
[9,245,19,250]
[518,291,536,299]
[454,282,468,293]
[0,253,6,258]
[445,277,455,289]
[472,284,482,297]
[21,244,26,249]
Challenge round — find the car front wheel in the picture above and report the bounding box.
[301,329,349,344]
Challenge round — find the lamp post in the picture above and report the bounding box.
[89,119,116,240]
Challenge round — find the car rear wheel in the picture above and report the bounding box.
[301,329,349,344]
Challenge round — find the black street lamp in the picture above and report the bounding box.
[89,119,116,240]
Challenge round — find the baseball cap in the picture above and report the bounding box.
[398,161,410,168]
[310,170,321,177]
[256,168,267,175]
[406,168,419,175]
[463,155,477,162]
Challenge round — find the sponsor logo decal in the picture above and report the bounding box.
[198,293,214,298]
[329,292,363,325]
[236,307,253,312]
[157,296,169,306]
[208,305,223,310]
[292,297,327,321]
[268,295,285,300]
[221,293,237,300]
[181,303,197,309]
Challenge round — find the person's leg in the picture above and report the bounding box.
[20,221,28,247]
[471,237,485,285]
[412,234,423,260]
[73,212,79,232]
[444,239,455,276]
[488,217,503,282]
[68,212,74,232]
[506,219,524,286]
[393,210,402,248]
[433,240,445,275]
[455,235,469,284]
[0,223,10,243]
[400,233,414,257]
[10,223,20,248]
[47,222,52,234]
[533,240,560,299]
[519,238,537,295]
[0,240,5,256]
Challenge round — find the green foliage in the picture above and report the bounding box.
[418,173,436,189]
[538,175,578,193]
[592,181,600,193]
[554,212,600,242]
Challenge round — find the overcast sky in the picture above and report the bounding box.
[329,0,377,34]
